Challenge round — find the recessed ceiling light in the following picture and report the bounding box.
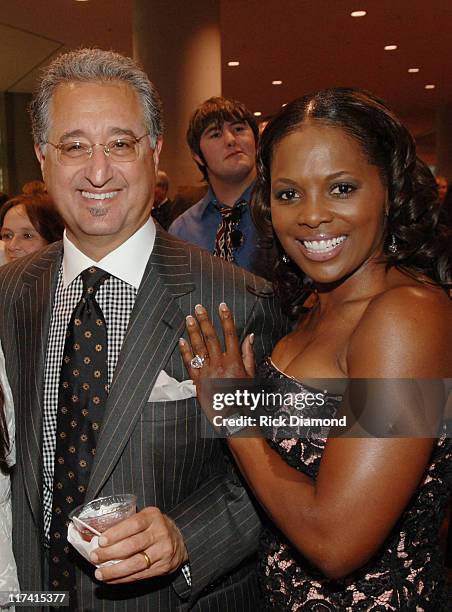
[281,103,287,107]
[75,0,89,2]
[425,84,435,89]
[408,68,420,73]
[254,111,262,117]
[272,80,283,85]
[384,44,398,51]
[351,10,366,17]
[227,61,240,67]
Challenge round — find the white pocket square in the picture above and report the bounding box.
[148,370,197,401]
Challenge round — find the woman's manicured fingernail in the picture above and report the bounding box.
[90,552,99,563]
[249,333,255,345]
[186,315,196,325]
[179,338,186,346]
[98,536,107,546]
[195,304,205,314]
[95,569,103,580]
[219,302,228,311]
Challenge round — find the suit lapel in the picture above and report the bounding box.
[14,243,62,525]
[86,229,195,499]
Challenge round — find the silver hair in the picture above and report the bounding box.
[29,48,164,147]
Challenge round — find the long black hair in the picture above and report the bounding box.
[253,88,451,319]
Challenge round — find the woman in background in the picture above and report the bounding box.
[181,89,452,609]
[0,183,63,263]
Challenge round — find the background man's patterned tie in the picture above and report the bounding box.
[49,267,110,601]
[213,200,246,262]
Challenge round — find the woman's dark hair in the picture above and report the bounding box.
[0,387,9,466]
[0,191,64,244]
[440,184,452,231]
[253,87,451,318]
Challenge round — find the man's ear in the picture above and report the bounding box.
[34,144,46,179]
[192,152,209,179]
[153,136,163,169]
[192,152,204,168]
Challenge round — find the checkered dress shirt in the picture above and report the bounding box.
[43,268,136,540]
[42,264,192,587]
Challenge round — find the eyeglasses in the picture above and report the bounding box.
[45,133,150,165]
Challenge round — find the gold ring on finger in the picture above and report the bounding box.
[140,550,152,570]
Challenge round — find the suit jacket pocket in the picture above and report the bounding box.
[141,397,200,422]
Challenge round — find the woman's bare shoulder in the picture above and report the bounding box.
[348,282,451,377]
[361,281,450,327]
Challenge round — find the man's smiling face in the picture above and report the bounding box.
[36,80,161,258]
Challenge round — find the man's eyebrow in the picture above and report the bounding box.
[58,130,86,141]
[58,127,140,141]
[203,123,222,135]
[108,127,140,138]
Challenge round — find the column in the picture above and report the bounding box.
[133,0,221,193]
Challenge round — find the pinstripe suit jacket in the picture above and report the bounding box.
[0,226,289,611]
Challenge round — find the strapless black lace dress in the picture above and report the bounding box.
[257,357,452,611]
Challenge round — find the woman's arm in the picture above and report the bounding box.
[181,289,451,579]
[227,434,434,579]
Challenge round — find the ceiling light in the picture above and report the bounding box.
[272,80,283,85]
[227,61,240,67]
[384,45,398,51]
[425,84,435,89]
[254,112,262,117]
[408,68,420,73]
[351,10,366,17]
[281,103,287,107]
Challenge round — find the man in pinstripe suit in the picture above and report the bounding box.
[0,49,288,610]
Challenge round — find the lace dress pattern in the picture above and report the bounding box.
[257,357,452,611]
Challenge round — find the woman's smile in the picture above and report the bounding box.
[270,123,387,286]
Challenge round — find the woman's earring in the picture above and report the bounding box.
[282,254,290,263]
[388,235,398,254]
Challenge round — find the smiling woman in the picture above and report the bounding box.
[0,189,64,263]
[269,125,388,284]
[254,88,449,316]
[182,88,452,610]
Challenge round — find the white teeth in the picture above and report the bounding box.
[302,235,347,253]
[81,191,117,200]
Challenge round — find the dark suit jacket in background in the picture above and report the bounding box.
[0,226,289,611]
[151,198,173,230]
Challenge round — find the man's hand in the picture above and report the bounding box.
[90,507,188,584]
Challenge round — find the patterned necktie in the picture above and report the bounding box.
[49,266,110,599]
[213,200,246,262]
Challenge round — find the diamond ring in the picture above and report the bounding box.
[190,354,206,369]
